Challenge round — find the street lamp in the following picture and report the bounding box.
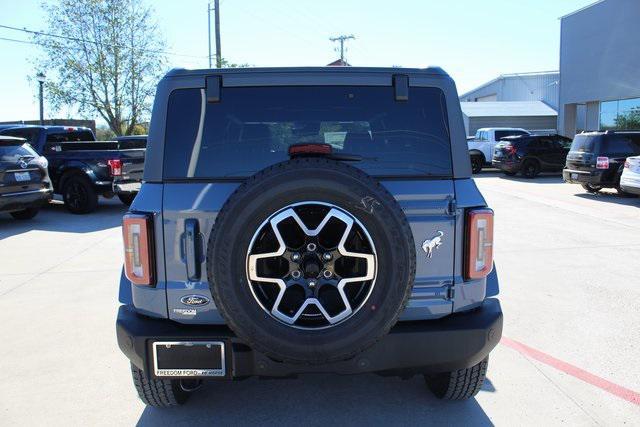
[36,72,46,125]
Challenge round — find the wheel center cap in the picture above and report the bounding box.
[302,255,322,278]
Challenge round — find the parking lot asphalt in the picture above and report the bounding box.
[1,175,639,426]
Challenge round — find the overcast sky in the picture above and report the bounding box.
[0,0,595,123]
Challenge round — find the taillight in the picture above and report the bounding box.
[108,159,122,176]
[465,209,494,280]
[596,156,609,169]
[122,213,155,286]
[505,144,517,155]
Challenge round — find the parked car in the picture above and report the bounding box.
[112,135,147,206]
[468,127,530,173]
[0,136,52,219]
[492,134,573,178]
[620,156,640,195]
[0,125,146,213]
[116,67,503,407]
[563,130,640,195]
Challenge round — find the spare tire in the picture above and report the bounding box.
[207,158,416,364]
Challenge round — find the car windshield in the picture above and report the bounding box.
[570,134,599,152]
[495,130,528,140]
[0,143,38,162]
[163,86,453,178]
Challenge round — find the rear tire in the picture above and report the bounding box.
[118,193,137,206]
[521,160,540,179]
[425,357,488,400]
[10,207,39,220]
[581,183,602,193]
[470,155,483,174]
[62,174,98,214]
[130,364,191,407]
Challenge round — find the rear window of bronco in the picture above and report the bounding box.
[163,86,452,178]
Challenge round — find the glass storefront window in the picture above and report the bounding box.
[600,97,640,130]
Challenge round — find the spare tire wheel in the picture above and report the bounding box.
[207,158,416,364]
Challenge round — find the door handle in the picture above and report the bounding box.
[183,219,202,281]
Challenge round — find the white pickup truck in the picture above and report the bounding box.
[468,127,530,173]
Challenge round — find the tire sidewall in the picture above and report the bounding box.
[208,160,415,364]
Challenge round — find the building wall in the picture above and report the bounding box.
[558,0,640,136]
[460,72,559,110]
[466,116,557,136]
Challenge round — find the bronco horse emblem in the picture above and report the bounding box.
[422,231,444,258]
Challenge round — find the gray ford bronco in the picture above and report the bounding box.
[116,67,503,407]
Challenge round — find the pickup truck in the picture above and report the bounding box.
[116,66,503,407]
[0,125,145,213]
[112,135,147,206]
[468,127,530,173]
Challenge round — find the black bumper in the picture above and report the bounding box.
[0,188,52,213]
[563,168,616,186]
[116,299,503,379]
[492,159,520,173]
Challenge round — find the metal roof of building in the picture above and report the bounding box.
[459,70,558,99]
[460,101,558,117]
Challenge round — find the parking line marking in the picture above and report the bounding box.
[501,337,640,406]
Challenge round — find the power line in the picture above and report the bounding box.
[0,23,208,59]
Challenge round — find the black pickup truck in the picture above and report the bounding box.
[0,125,145,213]
[112,135,147,206]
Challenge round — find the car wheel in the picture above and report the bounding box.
[581,183,602,193]
[130,364,194,407]
[207,158,416,365]
[9,207,39,220]
[521,160,540,179]
[424,357,488,400]
[470,155,483,174]
[62,174,98,214]
[117,193,137,206]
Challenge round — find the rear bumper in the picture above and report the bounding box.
[563,168,614,186]
[492,159,520,173]
[116,298,503,379]
[113,180,141,194]
[0,188,52,213]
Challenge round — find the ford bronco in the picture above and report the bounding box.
[116,67,503,407]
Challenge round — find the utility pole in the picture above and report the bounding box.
[208,1,222,68]
[36,72,46,125]
[329,35,355,62]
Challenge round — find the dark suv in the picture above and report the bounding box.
[0,136,52,219]
[563,131,640,194]
[493,134,573,178]
[116,67,503,407]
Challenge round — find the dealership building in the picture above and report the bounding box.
[558,0,640,137]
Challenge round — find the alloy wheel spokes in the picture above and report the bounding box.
[246,203,377,329]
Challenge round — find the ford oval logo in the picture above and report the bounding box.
[180,294,210,307]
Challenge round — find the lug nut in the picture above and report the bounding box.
[323,269,333,279]
[291,252,301,262]
[306,243,317,252]
[291,270,301,279]
[322,252,332,261]
[308,280,317,288]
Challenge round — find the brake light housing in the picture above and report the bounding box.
[465,208,494,280]
[122,213,155,286]
[505,144,517,156]
[108,159,122,176]
[596,156,609,169]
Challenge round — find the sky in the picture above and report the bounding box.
[0,0,596,123]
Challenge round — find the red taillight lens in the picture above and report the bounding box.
[596,156,609,169]
[122,213,154,286]
[505,144,517,155]
[108,159,122,176]
[465,208,494,280]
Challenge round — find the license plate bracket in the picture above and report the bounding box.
[14,172,30,182]
[152,341,226,377]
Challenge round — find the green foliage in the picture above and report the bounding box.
[35,0,166,136]
[614,108,640,130]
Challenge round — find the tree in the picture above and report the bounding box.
[614,108,640,130]
[35,0,166,136]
